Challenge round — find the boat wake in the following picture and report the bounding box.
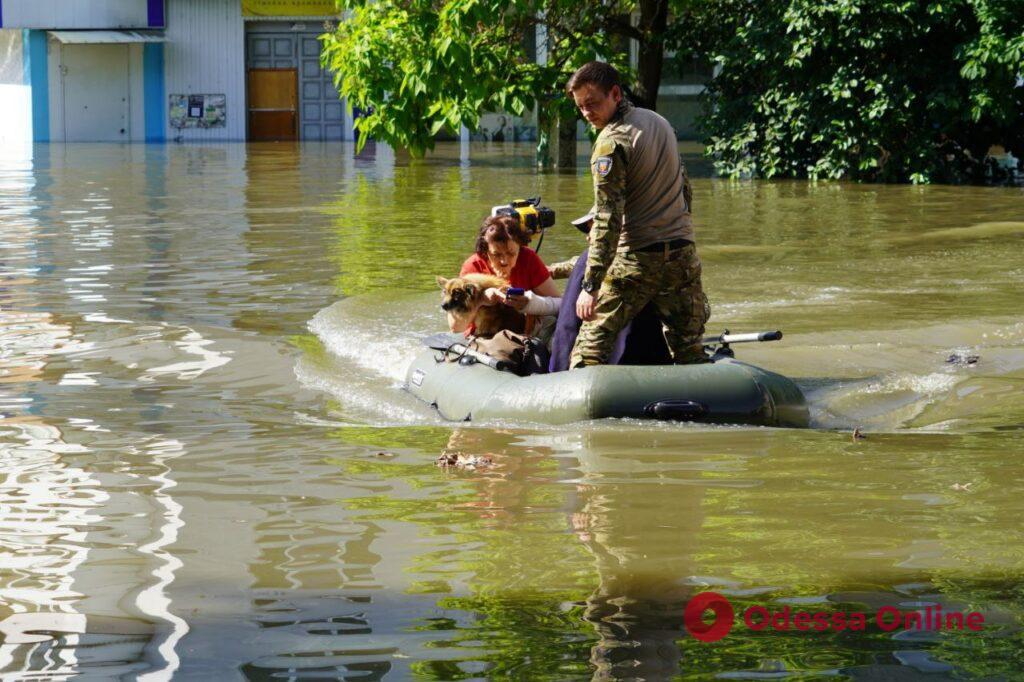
[778,319,1024,432]
[301,292,1024,433]
[298,291,445,426]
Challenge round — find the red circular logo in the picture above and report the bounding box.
[684,592,735,642]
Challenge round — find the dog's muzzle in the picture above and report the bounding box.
[441,292,466,312]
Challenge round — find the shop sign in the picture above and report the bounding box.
[242,0,339,16]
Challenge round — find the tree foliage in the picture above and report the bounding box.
[320,0,634,158]
[319,1,681,161]
[671,0,1024,183]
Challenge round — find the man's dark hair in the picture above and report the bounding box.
[566,61,622,95]
[475,215,530,258]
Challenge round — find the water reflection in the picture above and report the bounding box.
[571,439,704,679]
[0,418,188,677]
[0,142,1022,678]
[305,426,1024,678]
[0,145,202,676]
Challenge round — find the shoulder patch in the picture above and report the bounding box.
[594,156,613,177]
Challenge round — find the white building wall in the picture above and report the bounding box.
[46,37,62,141]
[164,0,246,142]
[0,30,33,152]
[129,44,146,142]
[1,0,153,30]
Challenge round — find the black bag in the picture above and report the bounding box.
[471,330,550,376]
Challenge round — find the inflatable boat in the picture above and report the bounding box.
[404,331,808,427]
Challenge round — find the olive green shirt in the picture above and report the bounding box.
[585,101,693,289]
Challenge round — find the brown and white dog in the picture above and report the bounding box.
[436,273,526,338]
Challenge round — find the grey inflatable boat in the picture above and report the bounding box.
[405,331,808,427]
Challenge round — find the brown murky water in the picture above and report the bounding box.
[1,142,1023,679]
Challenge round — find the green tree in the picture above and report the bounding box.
[671,0,1024,183]
[320,0,676,166]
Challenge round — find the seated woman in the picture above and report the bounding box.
[459,215,562,326]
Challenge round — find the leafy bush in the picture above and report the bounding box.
[677,0,1024,183]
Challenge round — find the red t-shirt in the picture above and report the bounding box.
[459,246,550,291]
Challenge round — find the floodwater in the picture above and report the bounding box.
[1,141,1023,680]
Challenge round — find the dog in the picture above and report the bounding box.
[436,273,526,338]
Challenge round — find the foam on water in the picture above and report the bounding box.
[860,372,961,397]
[292,354,441,426]
[308,293,435,384]
[302,290,1024,432]
[779,318,1024,432]
[302,291,446,424]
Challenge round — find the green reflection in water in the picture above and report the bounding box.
[6,143,1022,678]
[321,424,1024,679]
[269,142,1024,677]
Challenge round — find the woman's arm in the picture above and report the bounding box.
[504,276,562,315]
[521,290,562,316]
[533,276,560,298]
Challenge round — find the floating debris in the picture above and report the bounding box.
[852,427,866,442]
[946,352,980,366]
[950,482,974,491]
[435,453,493,470]
[374,451,397,458]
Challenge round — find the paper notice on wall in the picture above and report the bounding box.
[169,95,226,129]
[241,0,338,16]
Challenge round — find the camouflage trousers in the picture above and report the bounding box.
[569,243,711,368]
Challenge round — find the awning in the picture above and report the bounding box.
[48,30,166,44]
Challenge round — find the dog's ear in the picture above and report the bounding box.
[464,283,477,298]
[435,275,449,289]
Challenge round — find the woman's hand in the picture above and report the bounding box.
[504,291,529,311]
[483,287,505,305]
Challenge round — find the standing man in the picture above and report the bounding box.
[568,61,710,368]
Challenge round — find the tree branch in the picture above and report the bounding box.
[602,15,643,41]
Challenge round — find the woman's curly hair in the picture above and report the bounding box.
[475,215,530,258]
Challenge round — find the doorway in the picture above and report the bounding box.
[248,68,298,141]
[60,44,130,142]
[245,29,347,141]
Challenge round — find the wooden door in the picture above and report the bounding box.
[248,69,298,141]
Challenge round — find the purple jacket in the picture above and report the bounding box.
[548,249,672,372]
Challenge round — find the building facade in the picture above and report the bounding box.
[0,0,353,145]
[0,0,707,147]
